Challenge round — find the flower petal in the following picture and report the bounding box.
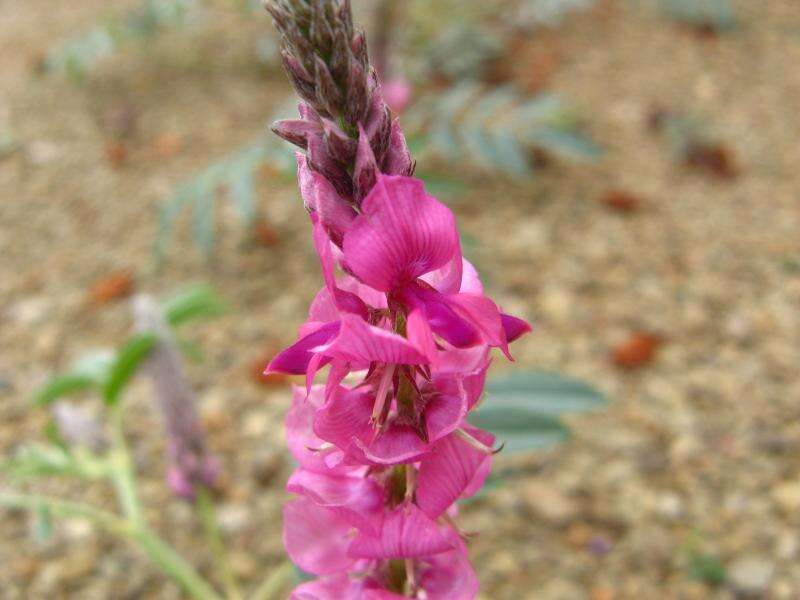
[266,321,340,375]
[283,498,356,575]
[323,313,429,366]
[287,468,384,535]
[501,313,532,343]
[312,216,368,319]
[290,574,365,600]
[343,175,458,292]
[416,430,494,519]
[348,504,453,559]
[419,533,479,600]
[297,154,355,245]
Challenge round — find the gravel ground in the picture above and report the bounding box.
[1,1,799,598]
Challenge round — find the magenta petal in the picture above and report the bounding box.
[297,155,355,244]
[348,504,454,559]
[416,432,493,519]
[354,424,430,465]
[313,387,373,451]
[306,287,340,327]
[406,286,480,348]
[406,309,437,363]
[311,216,368,318]
[343,175,458,292]
[420,534,479,600]
[290,574,365,600]
[324,314,428,366]
[266,321,340,375]
[501,313,532,343]
[447,293,510,358]
[268,322,338,376]
[285,386,337,471]
[287,469,384,535]
[420,248,466,296]
[283,498,355,575]
[425,392,468,444]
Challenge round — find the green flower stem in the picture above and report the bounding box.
[109,403,144,526]
[196,486,243,600]
[0,491,131,537]
[249,560,295,600]
[0,491,221,599]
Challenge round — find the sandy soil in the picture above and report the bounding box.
[1,0,799,598]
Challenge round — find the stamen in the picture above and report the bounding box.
[405,465,416,502]
[455,428,500,454]
[405,558,417,594]
[371,364,396,424]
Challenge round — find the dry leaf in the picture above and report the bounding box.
[89,271,135,304]
[599,190,642,213]
[611,332,661,369]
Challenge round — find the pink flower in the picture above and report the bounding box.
[341,175,530,357]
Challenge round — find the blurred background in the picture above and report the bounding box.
[1,0,799,598]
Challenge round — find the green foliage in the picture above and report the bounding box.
[34,351,115,407]
[407,84,600,179]
[1,444,108,481]
[163,283,228,328]
[155,138,294,264]
[32,285,224,409]
[469,371,607,453]
[687,549,727,586]
[44,0,200,81]
[658,0,736,30]
[102,333,158,406]
[511,0,596,28]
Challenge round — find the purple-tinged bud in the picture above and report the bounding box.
[321,118,357,164]
[363,92,392,165]
[344,61,369,126]
[308,134,352,199]
[281,51,313,83]
[53,402,107,452]
[134,295,219,503]
[383,118,415,176]
[272,118,323,150]
[329,27,352,84]
[314,56,343,118]
[354,124,379,202]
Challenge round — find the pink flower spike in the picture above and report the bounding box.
[283,498,357,575]
[343,175,458,292]
[348,504,454,560]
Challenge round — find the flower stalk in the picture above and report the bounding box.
[265,1,531,598]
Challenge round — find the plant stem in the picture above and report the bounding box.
[106,402,222,599]
[0,491,130,536]
[196,486,242,600]
[0,491,222,600]
[109,403,144,526]
[133,524,224,600]
[249,560,294,600]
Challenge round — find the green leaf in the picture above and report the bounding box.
[468,371,607,453]
[484,372,607,415]
[163,284,227,328]
[34,374,96,407]
[468,407,570,452]
[102,333,157,406]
